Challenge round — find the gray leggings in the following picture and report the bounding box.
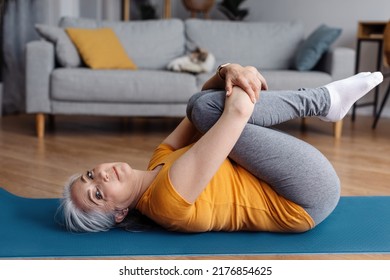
[186,87,340,226]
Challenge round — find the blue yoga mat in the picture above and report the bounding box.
[0,187,389,258]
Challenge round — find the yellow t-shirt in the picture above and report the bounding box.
[136,144,314,232]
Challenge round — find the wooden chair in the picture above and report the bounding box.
[372,20,390,128]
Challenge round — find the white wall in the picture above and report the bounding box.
[46,0,80,25]
[244,0,389,47]
[59,0,80,18]
[79,0,120,21]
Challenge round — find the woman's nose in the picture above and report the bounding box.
[99,170,110,182]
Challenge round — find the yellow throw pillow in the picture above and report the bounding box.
[65,27,137,70]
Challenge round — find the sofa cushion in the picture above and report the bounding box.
[185,19,304,70]
[261,70,333,90]
[65,28,137,70]
[59,17,185,70]
[51,102,188,117]
[35,24,81,67]
[51,69,198,103]
[294,24,342,71]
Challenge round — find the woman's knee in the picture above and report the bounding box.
[186,90,225,133]
[186,91,204,122]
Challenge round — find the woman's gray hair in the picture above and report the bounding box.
[57,173,116,232]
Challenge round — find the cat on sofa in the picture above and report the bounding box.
[167,47,215,74]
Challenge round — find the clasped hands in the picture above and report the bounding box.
[221,63,268,104]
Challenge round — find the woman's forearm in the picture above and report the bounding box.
[202,63,236,91]
[201,73,225,91]
[161,117,200,150]
[170,87,254,203]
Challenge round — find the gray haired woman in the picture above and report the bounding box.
[58,63,383,233]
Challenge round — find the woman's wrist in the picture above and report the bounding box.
[225,86,254,119]
[216,63,231,80]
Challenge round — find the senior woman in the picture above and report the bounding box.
[59,63,383,233]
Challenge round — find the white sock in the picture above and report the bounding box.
[321,72,384,122]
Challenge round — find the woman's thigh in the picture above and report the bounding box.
[230,124,340,225]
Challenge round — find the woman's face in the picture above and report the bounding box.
[71,162,134,213]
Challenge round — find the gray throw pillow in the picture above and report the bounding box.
[35,24,81,67]
[294,24,341,71]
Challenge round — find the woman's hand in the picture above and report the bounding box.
[221,64,268,103]
[201,63,268,103]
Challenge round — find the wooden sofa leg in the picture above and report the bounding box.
[333,120,343,139]
[36,113,45,138]
[300,118,307,131]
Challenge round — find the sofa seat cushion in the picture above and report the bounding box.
[60,17,185,70]
[261,70,333,90]
[185,19,304,70]
[51,68,198,103]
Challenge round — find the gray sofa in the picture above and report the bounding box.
[26,17,354,138]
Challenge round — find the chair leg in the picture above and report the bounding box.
[36,113,45,138]
[372,84,390,129]
[333,120,343,139]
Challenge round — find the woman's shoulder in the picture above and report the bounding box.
[147,143,193,170]
[147,143,175,170]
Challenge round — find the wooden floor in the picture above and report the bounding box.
[1,113,390,260]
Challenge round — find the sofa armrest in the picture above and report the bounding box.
[25,40,55,113]
[316,47,355,80]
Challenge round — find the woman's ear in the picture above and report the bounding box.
[115,208,129,223]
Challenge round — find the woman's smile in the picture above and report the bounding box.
[113,166,120,181]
